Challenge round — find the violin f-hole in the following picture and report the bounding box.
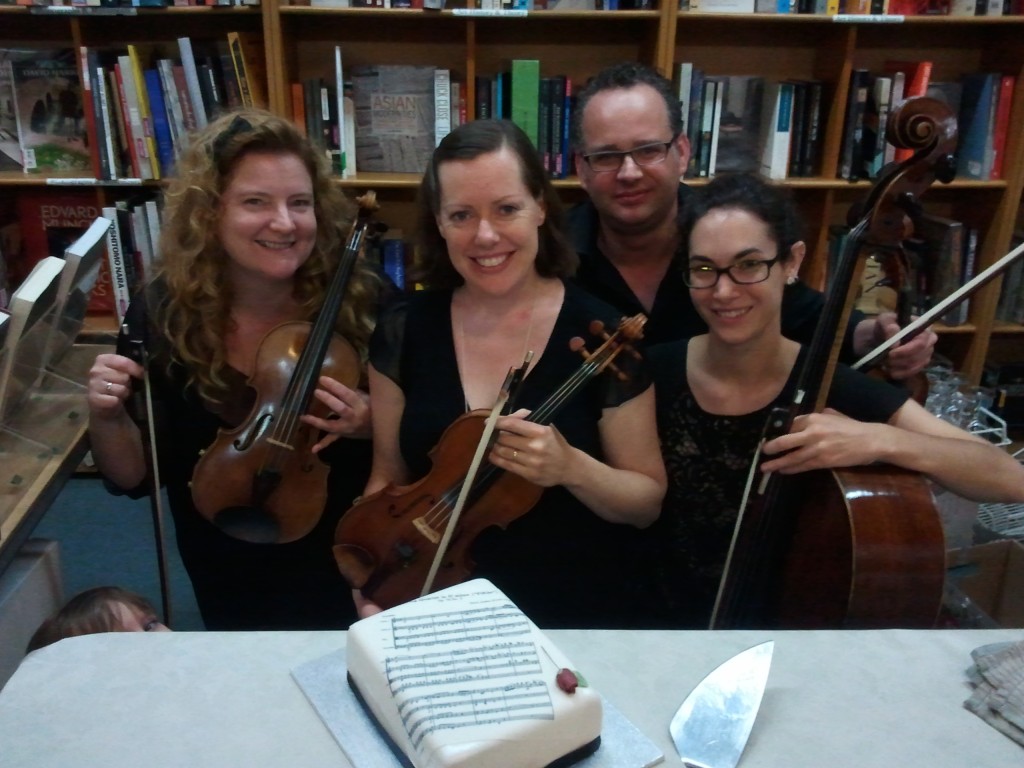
[232,412,274,451]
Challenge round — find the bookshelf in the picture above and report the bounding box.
[1,4,1023,384]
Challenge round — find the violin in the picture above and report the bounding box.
[332,314,646,610]
[189,193,378,544]
[710,97,955,630]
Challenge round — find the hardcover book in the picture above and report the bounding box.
[759,80,793,181]
[9,49,90,174]
[0,53,24,172]
[13,189,112,315]
[712,75,764,174]
[351,64,436,174]
[46,216,110,364]
[956,72,999,181]
[0,255,64,424]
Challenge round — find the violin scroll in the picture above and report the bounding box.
[570,314,646,382]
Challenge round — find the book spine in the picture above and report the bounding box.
[510,59,540,148]
[157,59,188,153]
[78,47,106,180]
[177,37,208,129]
[989,74,1015,181]
[227,31,254,108]
[434,68,452,147]
[102,205,131,324]
[143,68,175,176]
[114,59,147,180]
[127,45,161,179]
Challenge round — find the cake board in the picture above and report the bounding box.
[291,649,664,768]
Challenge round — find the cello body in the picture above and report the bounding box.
[710,97,957,629]
[774,466,946,628]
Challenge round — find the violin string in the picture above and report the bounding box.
[419,342,611,531]
[268,224,368,470]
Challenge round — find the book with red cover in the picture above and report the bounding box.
[989,74,1015,181]
[884,60,933,162]
[13,189,113,315]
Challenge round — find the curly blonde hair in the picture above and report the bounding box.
[154,109,380,403]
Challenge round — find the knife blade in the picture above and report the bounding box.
[669,640,774,768]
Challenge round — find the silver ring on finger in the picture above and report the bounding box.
[105,381,113,393]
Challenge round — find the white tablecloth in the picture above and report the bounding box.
[0,629,1021,767]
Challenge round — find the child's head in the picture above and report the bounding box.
[27,586,169,653]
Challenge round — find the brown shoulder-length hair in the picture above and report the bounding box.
[413,119,578,289]
[155,108,380,403]
[26,587,160,653]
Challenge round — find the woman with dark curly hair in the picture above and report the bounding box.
[87,109,382,630]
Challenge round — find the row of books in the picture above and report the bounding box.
[78,32,266,181]
[838,60,1016,183]
[0,34,265,179]
[1,0,259,6]
[299,0,649,8]
[473,64,574,179]
[675,67,824,181]
[831,211,979,326]
[683,0,1024,13]
[306,58,569,179]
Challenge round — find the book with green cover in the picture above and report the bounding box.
[510,59,540,149]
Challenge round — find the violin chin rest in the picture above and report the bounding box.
[333,544,374,589]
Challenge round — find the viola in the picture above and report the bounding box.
[332,314,646,610]
[189,193,378,544]
[710,97,955,629]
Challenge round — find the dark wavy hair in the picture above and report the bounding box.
[155,108,379,403]
[678,173,804,264]
[570,61,683,152]
[413,119,578,289]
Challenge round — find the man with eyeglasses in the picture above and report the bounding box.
[565,61,936,380]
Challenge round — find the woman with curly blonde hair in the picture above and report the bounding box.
[87,109,384,630]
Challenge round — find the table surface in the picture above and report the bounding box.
[1,628,1021,767]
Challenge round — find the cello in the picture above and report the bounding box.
[710,97,956,630]
[189,193,378,544]
[332,315,646,610]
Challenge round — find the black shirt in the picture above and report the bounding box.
[565,185,867,359]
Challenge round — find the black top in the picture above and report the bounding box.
[645,338,911,627]
[106,281,371,630]
[565,186,867,358]
[369,281,658,628]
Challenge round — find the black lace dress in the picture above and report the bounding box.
[647,338,910,627]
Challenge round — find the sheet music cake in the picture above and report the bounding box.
[346,579,602,768]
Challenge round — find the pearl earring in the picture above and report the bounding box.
[787,275,797,285]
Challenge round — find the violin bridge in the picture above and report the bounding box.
[412,516,441,544]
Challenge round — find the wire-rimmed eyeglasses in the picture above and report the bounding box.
[683,256,782,289]
[581,135,678,173]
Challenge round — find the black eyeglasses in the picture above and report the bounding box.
[683,257,782,289]
[581,136,678,173]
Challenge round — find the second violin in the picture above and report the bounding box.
[333,314,647,610]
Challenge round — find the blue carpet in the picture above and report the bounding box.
[33,477,205,631]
